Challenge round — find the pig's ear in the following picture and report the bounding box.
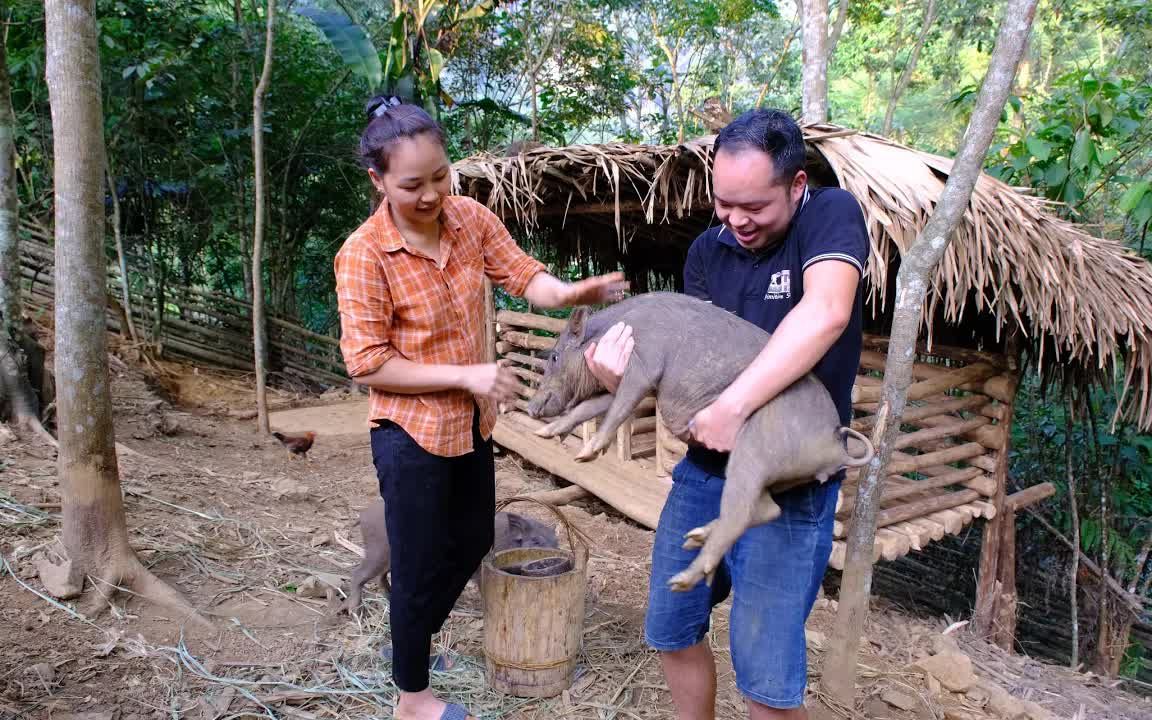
[567,306,590,341]
[507,514,528,534]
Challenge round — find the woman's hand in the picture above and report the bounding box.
[583,322,633,393]
[462,362,523,402]
[560,271,630,306]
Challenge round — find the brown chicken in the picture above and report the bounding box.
[272,430,316,460]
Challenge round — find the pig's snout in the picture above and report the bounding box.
[525,390,548,418]
[526,385,567,419]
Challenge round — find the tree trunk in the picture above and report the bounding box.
[1065,402,1080,669]
[0,22,48,438]
[105,159,137,344]
[823,0,1038,703]
[251,0,276,434]
[801,0,830,124]
[530,73,540,141]
[0,30,18,336]
[827,0,849,56]
[42,0,208,627]
[881,0,938,137]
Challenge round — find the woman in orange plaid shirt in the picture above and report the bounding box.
[334,96,628,720]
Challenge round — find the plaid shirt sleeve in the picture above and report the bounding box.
[471,200,548,297]
[334,238,396,378]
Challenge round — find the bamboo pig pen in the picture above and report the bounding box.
[489,305,1055,648]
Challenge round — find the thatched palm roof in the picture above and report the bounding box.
[451,124,1152,430]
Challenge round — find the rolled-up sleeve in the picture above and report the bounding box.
[475,203,547,297]
[334,240,396,378]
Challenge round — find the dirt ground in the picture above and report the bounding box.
[2,356,1150,720]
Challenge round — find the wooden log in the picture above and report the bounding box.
[266,315,341,348]
[894,417,992,450]
[501,351,546,369]
[851,395,986,431]
[887,442,986,474]
[911,413,1005,451]
[924,508,967,535]
[992,505,1019,650]
[974,368,1019,640]
[886,522,930,551]
[510,366,543,384]
[501,330,556,352]
[873,490,982,529]
[496,309,567,334]
[876,529,912,561]
[655,405,668,476]
[860,335,1007,367]
[838,468,985,515]
[662,431,687,456]
[580,419,595,443]
[908,517,946,541]
[851,362,998,404]
[979,403,1007,421]
[969,500,997,519]
[493,412,669,529]
[1005,482,1055,511]
[525,484,590,506]
[484,278,497,363]
[616,418,633,461]
[859,351,1016,403]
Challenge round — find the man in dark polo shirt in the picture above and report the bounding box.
[585,109,869,719]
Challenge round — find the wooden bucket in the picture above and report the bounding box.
[481,496,591,698]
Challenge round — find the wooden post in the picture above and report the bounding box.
[655,402,667,477]
[580,419,596,444]
[974,363,1019,641]
[484,278,497,364]
[616,417,633,461]
[993,505,1018,649]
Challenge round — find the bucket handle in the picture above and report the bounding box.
[494,495,592,569]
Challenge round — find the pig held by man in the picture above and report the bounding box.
[524,292,873,592]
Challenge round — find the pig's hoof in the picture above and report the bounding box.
[574,444,598,462]
[667,568,704,592]
[682,526,711,550]
[534,423,559,438]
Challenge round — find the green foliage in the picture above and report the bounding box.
[1009,375,1152,656]
[295,7,383,89]
[990,70,1151,220]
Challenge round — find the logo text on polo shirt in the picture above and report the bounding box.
[765,269,791,300]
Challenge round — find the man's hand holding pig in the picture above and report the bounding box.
[687,399,746,453]
[462,362,523,403]
[583,322,634,393]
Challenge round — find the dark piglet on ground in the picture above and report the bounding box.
[525,291,874,592]
[342,498,560,614]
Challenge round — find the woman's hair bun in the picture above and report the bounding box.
[365,95,405,119]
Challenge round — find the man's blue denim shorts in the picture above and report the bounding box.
[643,456,838,709]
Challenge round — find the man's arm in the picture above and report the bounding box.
[687,260,859,451]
